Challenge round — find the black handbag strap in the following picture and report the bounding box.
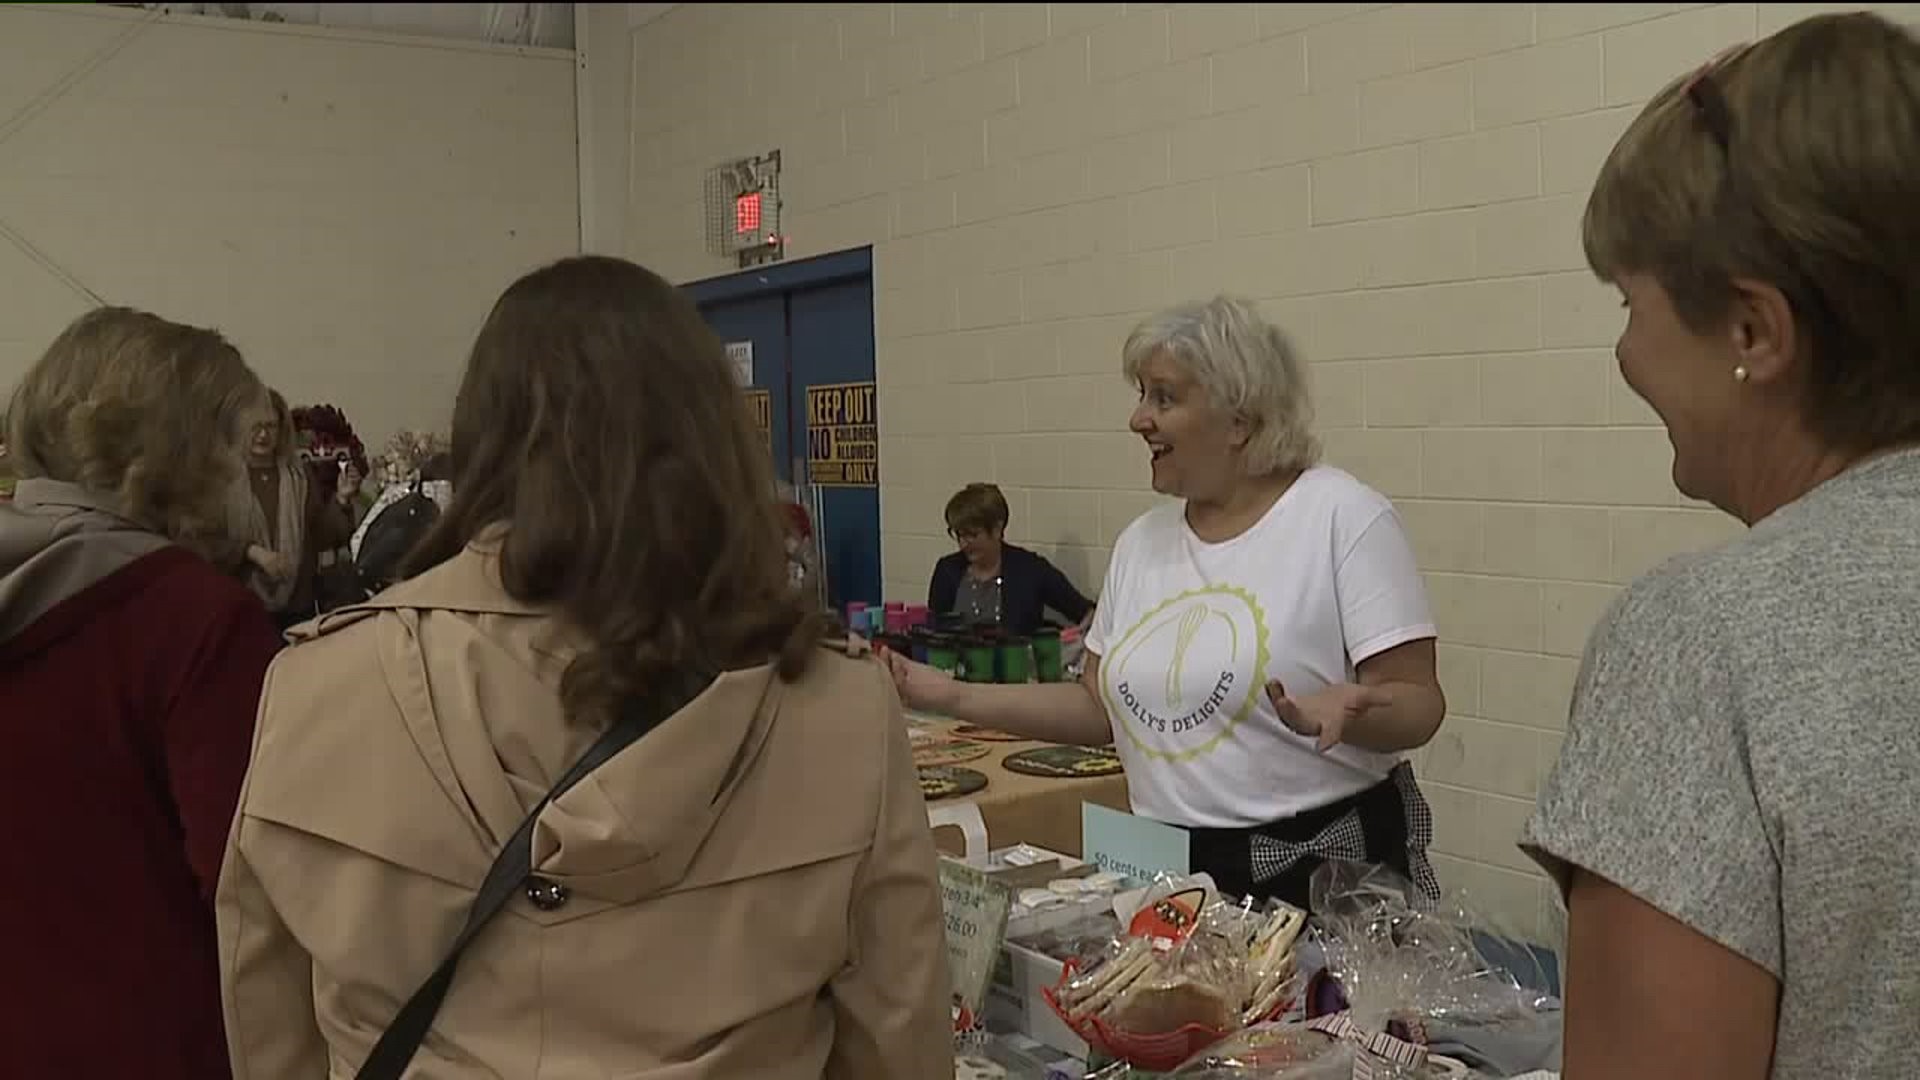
[354,673,716,1080]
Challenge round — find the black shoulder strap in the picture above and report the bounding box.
[353,672,716,1080]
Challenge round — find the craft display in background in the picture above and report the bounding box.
[919,766,989,801]
[1002,745,1124,779]
[952,724,1029,743]
[914,738,992,768]
[369,429,450,490]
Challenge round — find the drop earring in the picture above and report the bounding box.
[1734,365,1751,383]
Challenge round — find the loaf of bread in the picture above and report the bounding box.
[1110,978,1237,1033]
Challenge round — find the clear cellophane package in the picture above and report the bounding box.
[1312,861,1554,1078]
[1165,861,1559,1078]
[1164,1023,1357,1078]
[1042,875,1309,1071]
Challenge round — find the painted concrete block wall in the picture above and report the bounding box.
[624,2,1918,941]
[0,4,578,446]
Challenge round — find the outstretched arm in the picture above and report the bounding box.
[884,649,1113,746]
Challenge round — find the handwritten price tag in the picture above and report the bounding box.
[1081,802,1190,882]
[938,860,1012,1027]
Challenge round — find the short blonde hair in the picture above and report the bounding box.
[1122,296,1320,475]
[1583,12,1920,451]
[7,307,263,555]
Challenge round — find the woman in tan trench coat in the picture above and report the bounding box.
[215,256,953,1079]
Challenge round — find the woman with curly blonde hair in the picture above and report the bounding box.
[0,306,280,1080]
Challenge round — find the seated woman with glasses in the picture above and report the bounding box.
[928,482,1093,634]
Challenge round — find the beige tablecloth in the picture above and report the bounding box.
[914,715,1129,859]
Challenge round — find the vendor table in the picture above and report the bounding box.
[911,713,1129,858]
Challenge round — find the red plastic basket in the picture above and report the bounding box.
[1041,957,1296,1072]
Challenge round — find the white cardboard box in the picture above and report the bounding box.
[987,939,1088,1059]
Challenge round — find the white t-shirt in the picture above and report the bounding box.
[1085,466,1436,829]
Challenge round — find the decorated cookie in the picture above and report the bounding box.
[918,766,989,801]
[913,738,993,768]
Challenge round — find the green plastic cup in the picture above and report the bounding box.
[961,639,998,683]
[1031,629,1063,683]
[997,638,1033,684]
[926,636,961,675]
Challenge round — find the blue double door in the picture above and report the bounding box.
[684,248,880,613]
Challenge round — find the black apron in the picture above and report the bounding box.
[1176,762,1437,911]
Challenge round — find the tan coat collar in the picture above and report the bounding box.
[294,536,538,643]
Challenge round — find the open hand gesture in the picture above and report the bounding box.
[1265,679,1392,753]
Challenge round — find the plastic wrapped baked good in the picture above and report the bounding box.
[1044,875,1309,1071]
[1108,914,1247,1033]
[1113,976,1239,1034]
[1299,861,1559,1078]
[1166,1023,1348,1077]
[1308,861,1554,1034]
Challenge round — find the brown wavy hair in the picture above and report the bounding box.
[7,307,262,556]
[407,255,822,726]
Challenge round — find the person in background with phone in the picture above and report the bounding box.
[227,389,356,631]
[291,404,374,612]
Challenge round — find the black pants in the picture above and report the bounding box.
[1180,773,1415,911]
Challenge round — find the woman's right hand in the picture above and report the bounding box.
[879,647,963,715]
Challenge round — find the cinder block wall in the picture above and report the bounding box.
[0,4,579,445]
[625,3,1915,940]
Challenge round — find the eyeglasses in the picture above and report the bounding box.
[1684,49,1850,358]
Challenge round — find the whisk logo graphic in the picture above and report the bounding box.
[1101,585,1270,762]
[1165,604,1206,710]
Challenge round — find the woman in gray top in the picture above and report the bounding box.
[1522,13,1920,1080]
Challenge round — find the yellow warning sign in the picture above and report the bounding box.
[805,380,878,488]
[744,388,772,455]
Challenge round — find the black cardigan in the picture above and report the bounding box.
[927,542,1094,635]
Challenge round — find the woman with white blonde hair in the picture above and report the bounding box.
[887,295,1447,909]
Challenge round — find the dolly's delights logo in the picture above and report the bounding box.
[1100,586,1270,762]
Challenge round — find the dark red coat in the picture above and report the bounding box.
[0,546,278,1079]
